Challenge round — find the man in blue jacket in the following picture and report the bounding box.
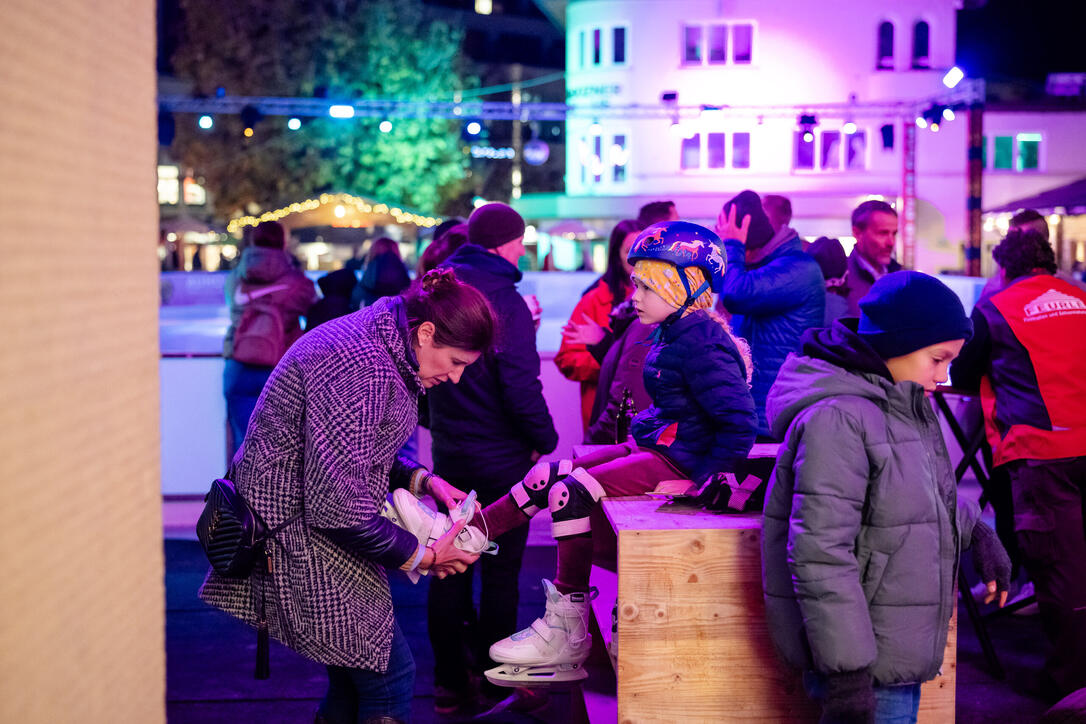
[423,202,558,713]
[717,190,825,438]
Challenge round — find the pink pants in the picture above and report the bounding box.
[564,442,687,496]
[477,443,686,593]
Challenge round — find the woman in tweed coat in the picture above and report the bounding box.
[200,269,495,723]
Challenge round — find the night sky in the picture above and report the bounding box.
[158,0,1086,89]
[957,0,1086,87]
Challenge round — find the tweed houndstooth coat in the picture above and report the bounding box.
[199,296,423,671]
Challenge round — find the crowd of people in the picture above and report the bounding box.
[203,191,1084,724]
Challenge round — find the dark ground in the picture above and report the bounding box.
[167,539,1053,723]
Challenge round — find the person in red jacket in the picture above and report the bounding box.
[951,228,1086,700]
[555,219,643,430]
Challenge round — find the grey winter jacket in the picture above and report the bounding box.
[762,341,979,686]
[200,296,424,670]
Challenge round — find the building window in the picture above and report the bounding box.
[821,131,842,171]
[683,25,703,64]
[993,136,1013,170]
[681,131,751,171]
[592,28,601,65]
[683,22,754,66]
[912,21,930,69]
[732,133,751,168]
[579,137,588,184]
[733,23,753,64]
[593,135,603,181]
[1017,133,1041,170]
[794,130,868,171]
[158,165,180,205]
[707,132,727,168]
[877,21,894,70]
[794,132,815,170]
[846,131,867,170]
[708,24,728,64]
[613,27,627,65]
[681,133,701,169]
[612,134,628,182]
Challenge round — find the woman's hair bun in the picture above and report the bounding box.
[421,267,457,293]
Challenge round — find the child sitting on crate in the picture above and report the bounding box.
[392,220,758,686]
[761,271,1012,724]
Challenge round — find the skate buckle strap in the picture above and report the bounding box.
[529,618,558,643]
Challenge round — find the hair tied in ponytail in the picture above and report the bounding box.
[421,267,457,293]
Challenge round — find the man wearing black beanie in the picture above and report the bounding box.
[716,190,825,438]
[423,202,558,713]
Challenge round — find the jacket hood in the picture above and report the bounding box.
[238,246,296,283]
[317,268,358,297]
[746,226,801,267]
[767,318,896,439]
[443,243,523,291]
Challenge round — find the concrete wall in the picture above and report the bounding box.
[0,1,165,721]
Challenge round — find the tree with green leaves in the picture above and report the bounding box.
[170,0,475,219]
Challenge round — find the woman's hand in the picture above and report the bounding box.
[426,474,480,516]
[562,313,606,346]
[425,518,480,579]
[715,204,751,245]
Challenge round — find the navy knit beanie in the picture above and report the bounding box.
[467,203,526,249]
[721,190,775,249]
[858,271,973,359]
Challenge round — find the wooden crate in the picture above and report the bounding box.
[601,498,956,724]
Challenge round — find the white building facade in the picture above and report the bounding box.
[517,0,1086,274]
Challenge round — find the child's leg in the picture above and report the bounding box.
[553,450,685,594]
[476,444,635,540]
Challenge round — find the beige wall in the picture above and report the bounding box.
[0,1,164,722]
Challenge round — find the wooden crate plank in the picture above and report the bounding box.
[605,499,956,724]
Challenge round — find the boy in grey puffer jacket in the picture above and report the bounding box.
[762,271,1012,724]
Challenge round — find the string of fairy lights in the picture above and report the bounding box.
[226,192,440,234]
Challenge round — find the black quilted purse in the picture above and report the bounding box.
[196,476,302,678]
[196,478,301,578]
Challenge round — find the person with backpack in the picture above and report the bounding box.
[200,269,495,723]
[222,221,317,460]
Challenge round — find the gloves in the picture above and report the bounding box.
[821,670,876,724]
[970,520,1012,603]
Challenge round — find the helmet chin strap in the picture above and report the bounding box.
[662,276,711,328]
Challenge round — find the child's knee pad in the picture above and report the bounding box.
[510,459,574,516]
[549,468,606,540]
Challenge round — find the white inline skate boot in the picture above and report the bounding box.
[382,489,497,582]
[485,579,599,686]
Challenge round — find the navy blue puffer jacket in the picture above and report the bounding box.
[719,234,825,436]
[631,309,757,483]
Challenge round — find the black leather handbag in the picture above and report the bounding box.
[196,478,301,578]
[196,476,302,678]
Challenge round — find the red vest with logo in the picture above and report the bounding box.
[978,274,1086,465]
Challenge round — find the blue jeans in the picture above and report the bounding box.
[320,623,415,723]
[222,359,272,461]
[804,671,921,724]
